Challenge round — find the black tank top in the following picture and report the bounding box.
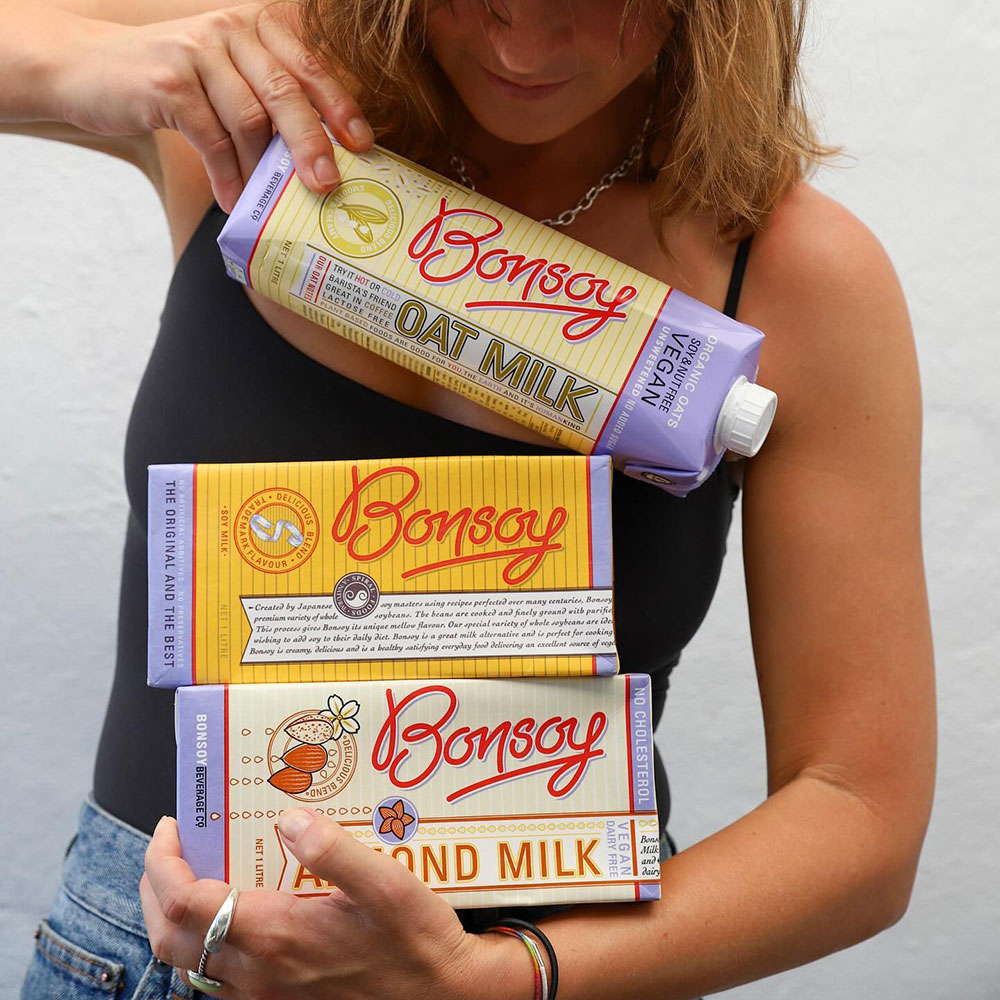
[92,202,749,838]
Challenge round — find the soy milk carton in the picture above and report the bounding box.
[148,455,616,686]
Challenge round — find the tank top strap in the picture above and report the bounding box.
[722,234,754,320]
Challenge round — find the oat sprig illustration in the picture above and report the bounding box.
[340,203,388,243]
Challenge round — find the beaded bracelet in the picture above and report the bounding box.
[485,919,559,1000]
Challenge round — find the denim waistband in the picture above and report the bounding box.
[61,794,153,941]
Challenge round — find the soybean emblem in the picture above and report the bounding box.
[235,488,319,574]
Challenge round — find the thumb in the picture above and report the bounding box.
[277,808,411,914]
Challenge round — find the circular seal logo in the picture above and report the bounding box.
[318,179,403,259]
[333,572,379,618]
[267,709,358,802]
[374,796,418,846]
[235,488,319,574]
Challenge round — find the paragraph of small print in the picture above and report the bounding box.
[240,589,615,663]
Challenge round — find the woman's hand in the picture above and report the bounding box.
[56,2,371,212]
[140,809,518,1000]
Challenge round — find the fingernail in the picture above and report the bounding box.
[313,155,338,188]
[278,809,313,842]
[347,117,373,148]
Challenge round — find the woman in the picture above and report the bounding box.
[5,1,935,997]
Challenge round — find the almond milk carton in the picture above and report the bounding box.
[175,675,660,908]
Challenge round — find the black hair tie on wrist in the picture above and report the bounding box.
[490,917,559,1000]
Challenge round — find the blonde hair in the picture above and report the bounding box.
[297,0,836,237]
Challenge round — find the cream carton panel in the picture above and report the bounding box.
[176,676,660,908]
[218,132,773,496]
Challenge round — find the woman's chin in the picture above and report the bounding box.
[458,97,585,147]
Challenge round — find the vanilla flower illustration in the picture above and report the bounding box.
[321,693,361,740]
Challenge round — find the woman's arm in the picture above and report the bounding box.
[0,0,371,209]
[534,185,936,999]
[0,0,244,127]
[35,0,246,25]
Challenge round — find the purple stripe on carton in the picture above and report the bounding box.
[628,673,656,814]
[588,456,617,675]
[639,883,661,901]
[593,290,765,497]
[588,455,613,590]
[148,465,194,688]
[217,132,297,287]
[175,686,227,881]
[594,654,618,677]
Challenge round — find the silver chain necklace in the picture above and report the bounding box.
[449,107,653,228]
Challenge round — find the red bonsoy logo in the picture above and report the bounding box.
[407,199,638,342]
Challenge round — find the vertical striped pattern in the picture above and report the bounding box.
[246,145,671,449]
[212,677,660,907]
[190,455,614,683]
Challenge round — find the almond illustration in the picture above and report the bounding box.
[284,715,335,745]
[282,743,328,773]
[267,767,312,794]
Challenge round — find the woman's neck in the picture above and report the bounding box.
[450,70,655,221]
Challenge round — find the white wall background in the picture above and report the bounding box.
[1,0,998,996]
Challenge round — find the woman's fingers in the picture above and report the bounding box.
[255,3,373,153]
[196,42,275,191]
[228,19,341,192]
[143,815,199,895]
[162,72,246,213]
[139,873,241,992]
[69,1,374,211]
[276,809,421,921]
[143,818,236,940]
[143,817,293,963]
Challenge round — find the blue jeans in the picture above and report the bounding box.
[20,794,197,1000]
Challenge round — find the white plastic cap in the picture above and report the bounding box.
[714,376,778,457]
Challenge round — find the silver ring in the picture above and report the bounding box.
[204,888,240,953]
[188,947,223,993]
